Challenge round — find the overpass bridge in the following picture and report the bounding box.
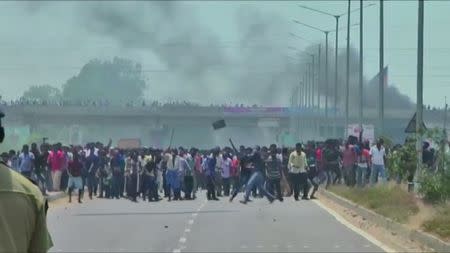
[0,104,445,147]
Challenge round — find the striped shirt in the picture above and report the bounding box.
[265,156,282,179]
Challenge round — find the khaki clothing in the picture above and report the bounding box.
[0,163,53,253]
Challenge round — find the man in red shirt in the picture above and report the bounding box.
[230,154,240,194]
[47,145,64,191]
[342,142,357,186]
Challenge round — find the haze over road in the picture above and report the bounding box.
[48,193,384,252]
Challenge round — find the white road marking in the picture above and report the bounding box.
[313,200,396,253]
[192,213,198,217]
[179,237,187,243]
[185,228,191,233]
[334,245,341,248]
[240,245,248,249]
[173,249,181,253]
[303,245,310,248]
[188,219,194,225]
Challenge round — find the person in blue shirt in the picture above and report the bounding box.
[19,144,35,179]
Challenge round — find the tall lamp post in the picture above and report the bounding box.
[307,54,316,109]
[345,0,351,139]
[379,0,385,137]
[298,3,375,138]
[359,0,364,137]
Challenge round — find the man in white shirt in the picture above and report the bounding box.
[370,138,386,185]
[220,153,232,196]
[288,143,309,200]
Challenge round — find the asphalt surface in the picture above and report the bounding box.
[48,191,384,253]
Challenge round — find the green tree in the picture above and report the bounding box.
[62,57,147,104]
[22,85,62,101]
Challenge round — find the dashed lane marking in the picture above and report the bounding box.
[179,237,187,243]
[188,219,194,225]
[173,249,181,253]
[184,228,191,233]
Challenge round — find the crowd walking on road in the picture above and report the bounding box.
[0,134,408,205]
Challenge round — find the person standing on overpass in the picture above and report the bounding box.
[0,110,54,252]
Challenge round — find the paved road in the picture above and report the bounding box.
[48,192,384,253]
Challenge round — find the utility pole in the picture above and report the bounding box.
[359,0,364,134]
[415,0,424,189]
[378,0,385,137]
[345,0,351,139]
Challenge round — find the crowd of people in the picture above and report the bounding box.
[1,136,395,204]
[0,96,261,110]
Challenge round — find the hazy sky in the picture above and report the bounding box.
[0,1,449,107]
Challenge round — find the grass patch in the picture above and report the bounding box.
[329,185,419,223]
[422,204,450,241]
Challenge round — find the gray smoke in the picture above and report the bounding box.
[21,1,297,106]
[300,44,414,113]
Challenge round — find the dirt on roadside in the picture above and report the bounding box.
[317,191,433,252]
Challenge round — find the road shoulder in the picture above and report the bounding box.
[317,191,432,252]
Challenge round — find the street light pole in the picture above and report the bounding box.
[334,15,340,138]
[359,0,364,136]
[310,55,316,110]
[297,4,376,138]
[303,74,307,108]
[379,0,385,137]
[307,63,311,108]
[345,0,351,139]
[325,31,329,121]
[318,44,322,111]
